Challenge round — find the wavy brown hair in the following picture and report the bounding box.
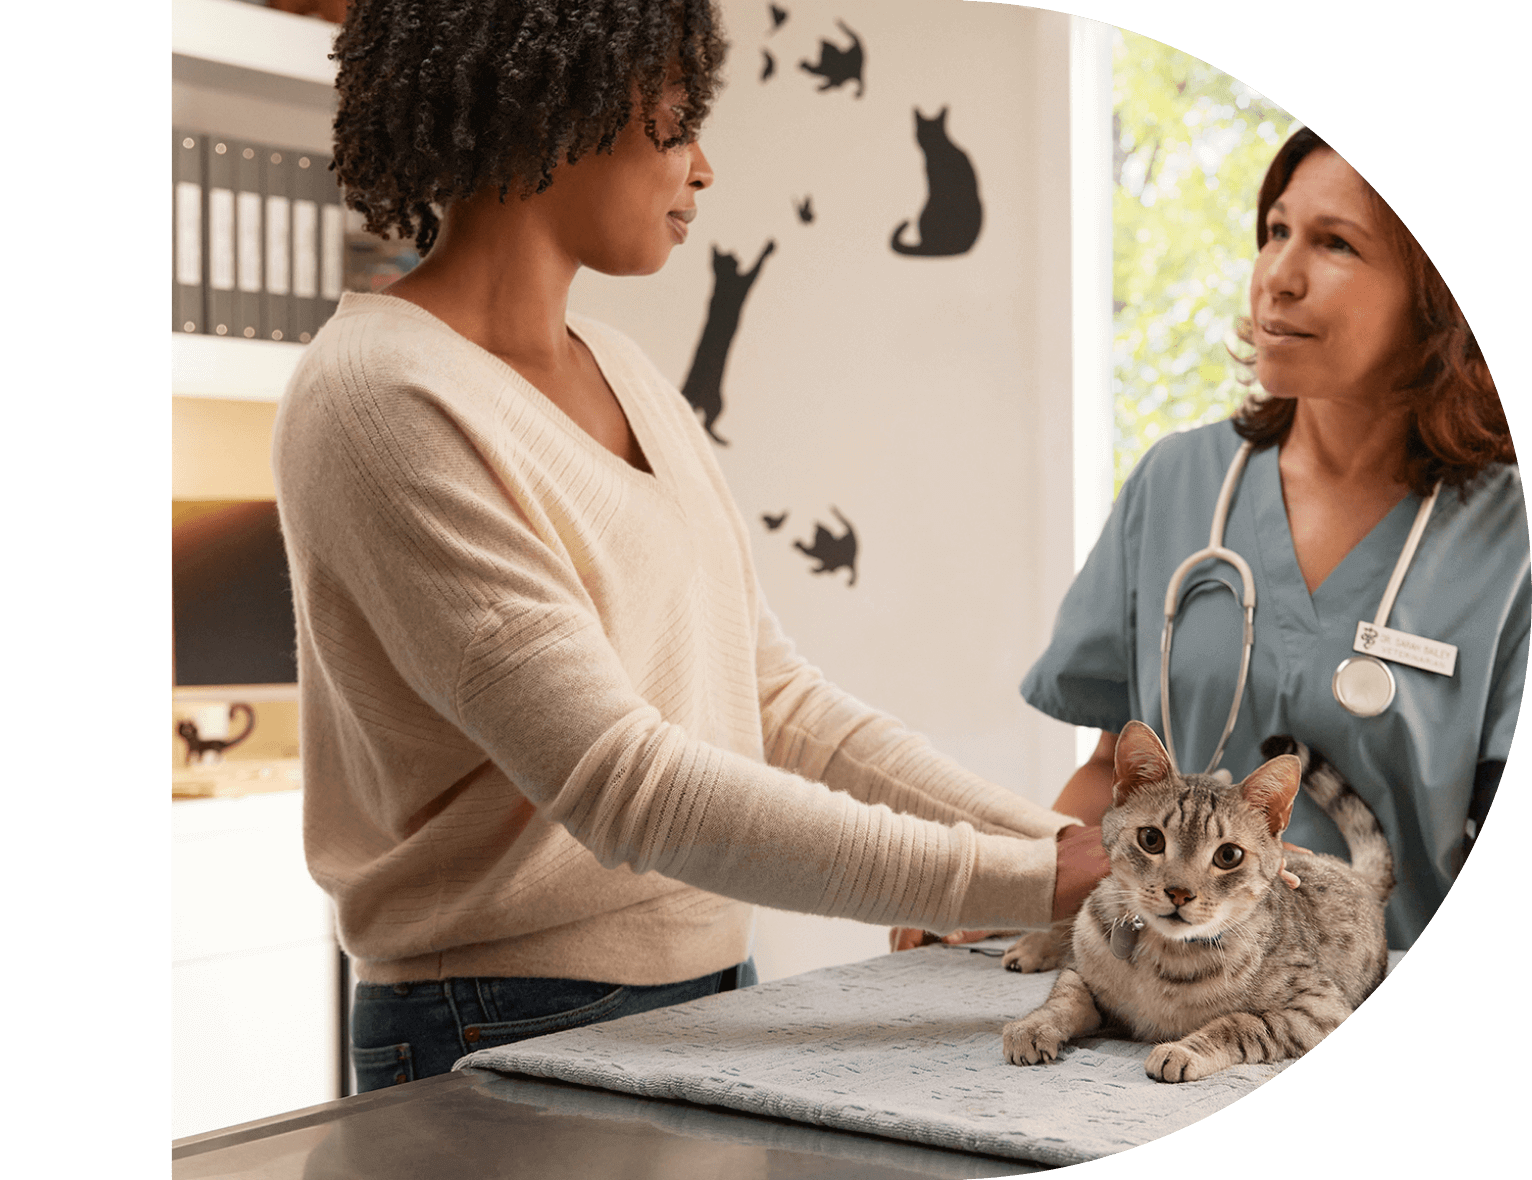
[331,0,728,254]
[1232,127,1513,494]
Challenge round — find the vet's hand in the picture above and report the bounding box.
[888,928,1000,952]
[1053,824,1110,921]
[1278,840,1313,889]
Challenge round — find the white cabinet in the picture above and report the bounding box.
[172,789,339,1139]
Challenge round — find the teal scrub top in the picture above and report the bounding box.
[1022,420,1529,948]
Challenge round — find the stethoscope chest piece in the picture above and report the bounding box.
[1332,654,1396,717]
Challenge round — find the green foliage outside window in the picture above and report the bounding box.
[1113,29,1295,491]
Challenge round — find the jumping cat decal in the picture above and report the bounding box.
[800,20,864,97]
[890,106,983,257]
[794,508,858,586]
[681,240,776,446]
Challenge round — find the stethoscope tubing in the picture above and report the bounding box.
[1159,441,1443,774]
[1159,444,1258,777]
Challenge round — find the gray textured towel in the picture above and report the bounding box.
[458,943,1401,1167]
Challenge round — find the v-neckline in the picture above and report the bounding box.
[1245,442,1422,629]
[364,294,664,488]
[562,321,659,483]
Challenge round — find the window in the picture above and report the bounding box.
[1112,29,1295,491]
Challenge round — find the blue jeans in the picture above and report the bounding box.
[351,959,757,1092]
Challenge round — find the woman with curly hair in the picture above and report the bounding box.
[273,0,1105,1091]
[1023,127,1526,952]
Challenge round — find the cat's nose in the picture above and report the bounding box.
[1164,887,1196,908]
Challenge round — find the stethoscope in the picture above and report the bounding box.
[1159,441,1443,776]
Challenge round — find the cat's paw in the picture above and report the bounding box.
[1001,930,1062,973]
[1002,1014,1070,1065]
[1144,1040,1221,1083]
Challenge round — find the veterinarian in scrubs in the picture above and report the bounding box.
[1022,128,1527,950]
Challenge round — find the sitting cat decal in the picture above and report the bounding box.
[891,106,983,257]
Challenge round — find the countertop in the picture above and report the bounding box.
[171,1067,1043,1178]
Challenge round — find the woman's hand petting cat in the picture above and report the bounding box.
[891,826,1110,951]
[1053,823,1111,921]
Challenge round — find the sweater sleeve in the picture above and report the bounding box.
[277,357,1061,933]
[753,597,1080,838]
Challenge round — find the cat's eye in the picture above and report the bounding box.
[1137,827,1165,855]
[1212,843,1244,870]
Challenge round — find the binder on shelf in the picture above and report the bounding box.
[291,150,321,343]
[205,135,237,337]
[173,128,206,335]
[233,140,264,340]
[182,129,345,346]
[261,146,295,342]
[317,156,345,333]
[293,151,345,343]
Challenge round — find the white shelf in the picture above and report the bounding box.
[172,0,337,87]
[173,333,304,402]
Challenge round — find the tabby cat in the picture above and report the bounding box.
[1002,720,1392,1082]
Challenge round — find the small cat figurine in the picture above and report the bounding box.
[794,507,858,586]
[1002,721,1392,1082]
[890,107,983,258]
[177,703,256,766]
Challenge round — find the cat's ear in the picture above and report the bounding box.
[1112,721,1172,806]
[1240,755,1301,837]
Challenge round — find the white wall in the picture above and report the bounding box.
[570,0,1110,981]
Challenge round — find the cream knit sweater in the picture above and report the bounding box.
[273,293,1074,985]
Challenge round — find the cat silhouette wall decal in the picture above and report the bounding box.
[794,507,858,586]
[800,20,864,97]
[681,240,777,446]
[890,106,983,257]
[795,195,814,223]
[769,4,788,31]
[761,48,776,82]
[761,510,788,531]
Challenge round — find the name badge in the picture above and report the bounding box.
[1353,621,1457,677]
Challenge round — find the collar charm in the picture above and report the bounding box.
[1109,914,1145,960]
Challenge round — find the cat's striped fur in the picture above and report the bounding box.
[1002,721,1392,1083]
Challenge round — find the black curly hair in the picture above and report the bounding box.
[331,0,728,253]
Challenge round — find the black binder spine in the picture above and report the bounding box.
[261,145,295,342]
[205,136,237,337]
[318,155,344,331]
[172,128,206,335]
[234,140,264,339]
[291,151,321,343]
